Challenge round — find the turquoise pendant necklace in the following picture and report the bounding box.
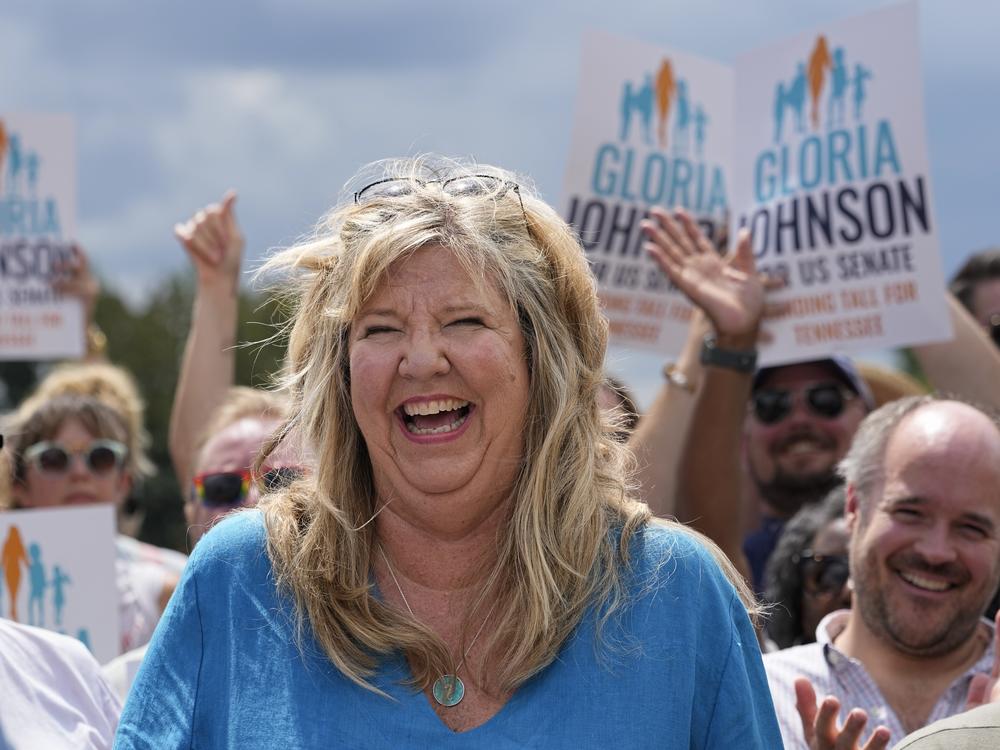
[378,545,499,707]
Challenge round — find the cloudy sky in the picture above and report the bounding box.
[5,0,997,403]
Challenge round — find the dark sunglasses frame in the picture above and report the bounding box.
[23,439,127,476]
[990,313,1000,348]
[793,550,850,595]
[354,174,527,224]
[751,383,855,425]
[191,466,303,508]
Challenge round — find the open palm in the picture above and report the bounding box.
[641,207,767,338]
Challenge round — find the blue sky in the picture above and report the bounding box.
[6,0,998,403]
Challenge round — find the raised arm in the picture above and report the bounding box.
[52,243,104,361]
[168,191,244,491]
[641,208,769,580]
[910,292,1000,409]
[627,308,707,519]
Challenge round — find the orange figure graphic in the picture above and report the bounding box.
[655,59,676,149]
[2,525,29,621]
[807,35,832,130]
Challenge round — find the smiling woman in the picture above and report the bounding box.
[116,156,782,748]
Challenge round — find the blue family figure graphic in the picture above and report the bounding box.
[6,134,22,198]
[51,565,71,629]
[853,63,873,120]
[827,47,849,129]
[27,543,47,627]
[634,74,654,146]
[693,105,709,157]
[787,63,807,134]
[773,82,787,143]
[77,628,92,652]
[26,152,40,196]
[672,79,690,156]
[619,81,634,141]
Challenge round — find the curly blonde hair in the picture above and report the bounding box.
[259,157,755,695]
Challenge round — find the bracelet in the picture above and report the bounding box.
[699,334,757,373]
[662,364,696,393]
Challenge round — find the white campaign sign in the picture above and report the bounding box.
[0,114,84,360]
[731,1,950,364]
[0,505,119,662]
[562,31,733,353]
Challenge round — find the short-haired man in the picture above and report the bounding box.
[765,395,1000,749]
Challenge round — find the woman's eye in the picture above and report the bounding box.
[363,326,399,337]
[893,508,921,521]
[449,317,484,327]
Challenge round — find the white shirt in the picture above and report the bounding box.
[0,618,122,749]
[765,610,995,749]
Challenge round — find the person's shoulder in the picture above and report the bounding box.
[622,520,737,605]
[187,509,268,574]
[893,701,1000,749]
[763,641,828,685]
[0,618,100,674]
[628,520,728,578]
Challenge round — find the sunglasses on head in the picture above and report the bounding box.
[794,550,850,595]
[191,466,303,508]
[24,439,127,476]
[751,383,855,425]
[354,174,528,225]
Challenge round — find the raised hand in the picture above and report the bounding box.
[51,243,100,326]
[641,208,774,339]
[795,677,891,750]
[174,190,244,289]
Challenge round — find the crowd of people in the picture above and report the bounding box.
[1,155,1000,748]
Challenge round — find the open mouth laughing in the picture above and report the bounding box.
[398,397,472,437]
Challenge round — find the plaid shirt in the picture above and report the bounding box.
[764,610,995,750]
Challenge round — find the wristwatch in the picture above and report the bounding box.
[699,334,757,373]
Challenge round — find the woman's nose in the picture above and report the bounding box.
[398,332,450,380]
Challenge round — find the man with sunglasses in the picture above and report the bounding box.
[741,356,874,591]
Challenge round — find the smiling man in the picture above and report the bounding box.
[764,395,1000,750]
[741,357,874,589]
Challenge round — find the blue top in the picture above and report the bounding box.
[115,511,781,749]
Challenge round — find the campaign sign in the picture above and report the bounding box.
[563,31,733,352]
[0,504,119,662]
[732,1,950,364]
[0,114,84,360]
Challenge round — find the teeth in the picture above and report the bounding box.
[405,412,469,435]
[899,571,951,592]
[785,439,824,454]
[402,398,469,416]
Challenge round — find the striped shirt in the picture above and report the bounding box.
[764,610,995,750]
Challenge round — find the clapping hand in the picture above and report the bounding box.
[795,677,891,750]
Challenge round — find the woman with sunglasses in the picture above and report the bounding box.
[117,157,781,748]
[764,487,851,649]
[4,394,177,654]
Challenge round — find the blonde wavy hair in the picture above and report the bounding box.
[259,157,755,696]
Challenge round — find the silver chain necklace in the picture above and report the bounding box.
[377,544,499,707]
